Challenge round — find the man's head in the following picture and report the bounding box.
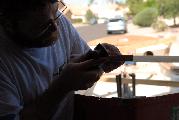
[0,0,61,48]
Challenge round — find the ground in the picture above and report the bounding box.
[87,34,175,54]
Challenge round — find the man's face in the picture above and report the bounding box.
[9,1,59,48]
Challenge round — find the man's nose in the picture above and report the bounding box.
[48,19,57,32]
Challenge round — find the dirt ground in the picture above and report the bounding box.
[87,34,175,54]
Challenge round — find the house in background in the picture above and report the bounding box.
[63,0,128,23]
[63,0,89,23]
[63,8,73,21]
[67,5,89,23]
[90,0,121,19]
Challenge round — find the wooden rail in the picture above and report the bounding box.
[103,77,179,87]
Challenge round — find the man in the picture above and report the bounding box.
[0,0,123,120]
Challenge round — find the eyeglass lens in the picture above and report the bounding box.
[54,1,67,20]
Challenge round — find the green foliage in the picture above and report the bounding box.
[127,0,157,15]
[85,9,97,23]
[157,0,179,17]
[127,0,179,26]
[157,0,179,26]
[133,7,158,27]
[152,20,168,32]
[88,0,94,6]
[144,0,157,8]
[71,19,82,24]
[127,0,144,15]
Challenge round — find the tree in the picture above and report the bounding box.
[88,0,94,6]
[133,7,158,27]
[127,0,156,15]
[157,0,179,26]
[127,0,144,15]
[144,0,157,8]
[85,9,97,24]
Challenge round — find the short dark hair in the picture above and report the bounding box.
[144,51,154,56]
[0,0,50,16]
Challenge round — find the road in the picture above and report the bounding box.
[75,23,157,42]
[75,23,108,42]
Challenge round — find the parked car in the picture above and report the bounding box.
[107,17,127,34]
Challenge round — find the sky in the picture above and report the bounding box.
[64,0,125,6]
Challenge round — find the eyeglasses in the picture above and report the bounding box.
[54,0,67,20]
[37,0,67,38]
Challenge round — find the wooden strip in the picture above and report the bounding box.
[103,77,179,87]
[133,56,179,62]
[111,55,179,62]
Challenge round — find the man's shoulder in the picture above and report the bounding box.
[57,13,75,33]
[57,13,70,25]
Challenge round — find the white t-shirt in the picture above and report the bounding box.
[0,15,90,120]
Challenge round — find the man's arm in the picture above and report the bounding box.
[21,59,105,120]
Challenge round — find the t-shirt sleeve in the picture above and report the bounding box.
[58,14,91,55]
[0,65,22,119]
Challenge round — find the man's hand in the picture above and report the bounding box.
[59,58,106,91]
[100,43,124,73]
[70,43,124,73]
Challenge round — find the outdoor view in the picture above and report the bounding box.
[63,0,179,98]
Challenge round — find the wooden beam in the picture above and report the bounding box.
[103,77,179,87]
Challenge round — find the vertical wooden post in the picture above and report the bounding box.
[116,74,122,97]
[130,73,136,97]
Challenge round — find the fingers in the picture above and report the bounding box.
[70,54,86,63]
[59,59,105,91]
[86,68,104,81]
[70,49,94,63]
[75,58,108,70]
[85,50,100,60]
[100,43,124,73]
[101,43,121,56]
[79,68,103,90]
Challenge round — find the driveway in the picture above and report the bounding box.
[75,23,108,42]
[75,22,179,42]
[75,23,155,42]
